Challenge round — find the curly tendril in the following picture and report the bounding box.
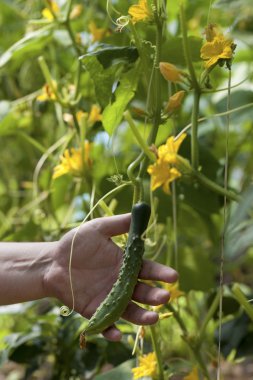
[60,305,72,317]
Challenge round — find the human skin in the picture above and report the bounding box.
[0,213,178,341]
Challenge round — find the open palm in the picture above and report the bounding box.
[46,214,178,341]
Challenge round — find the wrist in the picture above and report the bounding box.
[42,240,71,305]
[41,241,59,299]
[0,242,55,305]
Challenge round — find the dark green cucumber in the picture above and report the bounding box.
[80,202,151,347]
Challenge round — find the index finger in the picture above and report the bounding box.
[139,260,178,283]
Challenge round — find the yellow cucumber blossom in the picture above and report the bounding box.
[148,162,181,194]
[159,62,183,83]
[165,90,185,114]
[201,26,236,69]
[88,21,111,42]
[158,133,186,162]
[76,105,102,127]
[53,141,92,179]
[88,104,102,124]
[132,352,157,380]
[37,81,57,101]
[204,23,221,42]
[153,281,185,311]
[147,133,187,194]
[42,1,59,20]
[183,367,206,380]
[164,282,185,302]
[128,0,153,24]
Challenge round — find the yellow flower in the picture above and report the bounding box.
[132,352,157,380]
[165,90,185,114]
[158,133,187,163]
[88,21,110,42]
[204,23,221,42]
[200,34,235,68]
[88,104,102,124]
[163,282,185,302]
[53,141,91,179]
[153,281,184,311]
[128,0,153,24]
[147,133,186,194]
[183,367,206,380]
[147,162,181,194]
[42,1,60,20]
[37,82,57,102]
[76,105,102,127]
[159,62,182,83]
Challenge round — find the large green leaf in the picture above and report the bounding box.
[81,55,118,108]
[80,46,139,108]
[214,313,250,358]
[82,45,138,69]
[0,26,53,69]
[102,62,142,135]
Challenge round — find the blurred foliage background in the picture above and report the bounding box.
[0,0,253,379]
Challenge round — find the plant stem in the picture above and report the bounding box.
[167,304,211,380]
[150,325,165,380]
[166,304,188,335]
[232,284,253,322]
[198,290,220,346]
[127,153,145,203]
[176,102,253,139]
[66,0,73,20]
[139,15,163,178]
[129,23,150,89]
[194,171,240,202]
[179,4,201,169]
[38,56,59,100]
[179,4,199,92]
[18,132,46,154]
[64,20,82,56]
[124,111,155,162]
[191,90,200,169]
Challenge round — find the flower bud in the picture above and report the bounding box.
[165,90,185,113]
[159,62,182,83]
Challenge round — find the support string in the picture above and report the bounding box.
[216,69,232,380]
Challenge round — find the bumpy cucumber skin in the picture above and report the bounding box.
[84,202,151,336]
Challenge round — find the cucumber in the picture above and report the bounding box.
[80,202,151,348]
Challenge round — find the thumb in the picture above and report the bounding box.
[94,213,131,237]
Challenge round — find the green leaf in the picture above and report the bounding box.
[215,313,250,358]
[0,26,53,69]
[81,45,139,69]
[94,359,135,380]
[81,55,117,108]
[80,45,139,108]
[102,62,142,135]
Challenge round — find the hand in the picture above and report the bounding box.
[45,213,178,341]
